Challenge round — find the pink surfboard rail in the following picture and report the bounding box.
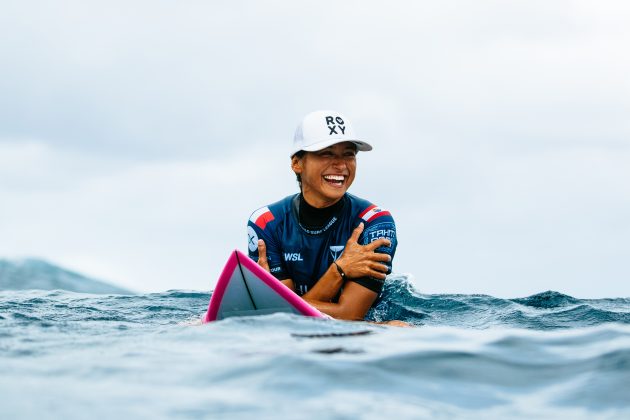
[203,249,326,322]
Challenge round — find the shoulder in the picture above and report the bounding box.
[346,193,397,249]
[248,194,296,230]
[346,193,395,224]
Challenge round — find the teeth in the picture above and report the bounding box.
[324,175,344,181]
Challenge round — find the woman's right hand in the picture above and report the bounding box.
[335,223,392,280]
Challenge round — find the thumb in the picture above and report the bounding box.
[257,239,267,258]
[348,222,364,243]
[257,239,270,272]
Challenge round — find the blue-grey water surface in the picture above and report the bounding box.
[1,275,630,419]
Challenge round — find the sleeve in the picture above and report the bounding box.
[247,206,289,280]
[349,205,398,294]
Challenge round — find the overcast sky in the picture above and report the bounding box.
[1,1,629,297]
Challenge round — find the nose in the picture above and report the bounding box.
[331,155,347,170]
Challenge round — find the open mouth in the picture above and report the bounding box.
[323,174,346,187]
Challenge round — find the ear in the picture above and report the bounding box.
[291,155,303,175]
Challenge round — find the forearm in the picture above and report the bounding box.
[305,281,378,321]
[302,264,343,302]
[281,273,350,318]
[304,296,409,325]
[304,299,361,321]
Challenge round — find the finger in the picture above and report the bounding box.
[257,240,268,263]
[370,252,392,263]
[370,261,390,273]
[366,237,392,251]
[257,240,270,272]
[348,222,364,243]
[369,269,388,280]
[385,320,411,327]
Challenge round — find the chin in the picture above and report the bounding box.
[323,186,347,200]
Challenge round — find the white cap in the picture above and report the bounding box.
[291,110,372,157]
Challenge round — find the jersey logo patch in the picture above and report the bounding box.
[329,245,344,261]
[284,252,303,262]
[362,221,397,256]
[250,206,275,230]
[359,204,391,223]
[247,226,258,252]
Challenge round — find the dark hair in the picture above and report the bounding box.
[292,150,306,190]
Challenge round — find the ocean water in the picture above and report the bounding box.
[1,276,630,419]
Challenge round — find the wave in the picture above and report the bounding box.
[0,289,209,326]
[2,282,629,330]
[368,276,630,329]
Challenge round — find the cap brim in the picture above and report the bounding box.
[299,138,372,153]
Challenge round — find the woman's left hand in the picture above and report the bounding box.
[256,240,271,272]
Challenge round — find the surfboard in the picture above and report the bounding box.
[203,249,325,322]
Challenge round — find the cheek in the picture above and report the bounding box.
[301,166,319,183]
[348,163,357,177]
[348,168,357,184]
[304,161,324,178]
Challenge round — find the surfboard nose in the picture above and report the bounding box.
[203,250,325,322]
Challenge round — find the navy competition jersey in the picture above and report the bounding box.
[247,193,397,297]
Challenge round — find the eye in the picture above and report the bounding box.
[319,151,334,157]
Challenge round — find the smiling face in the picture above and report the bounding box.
[291,142,358,208]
